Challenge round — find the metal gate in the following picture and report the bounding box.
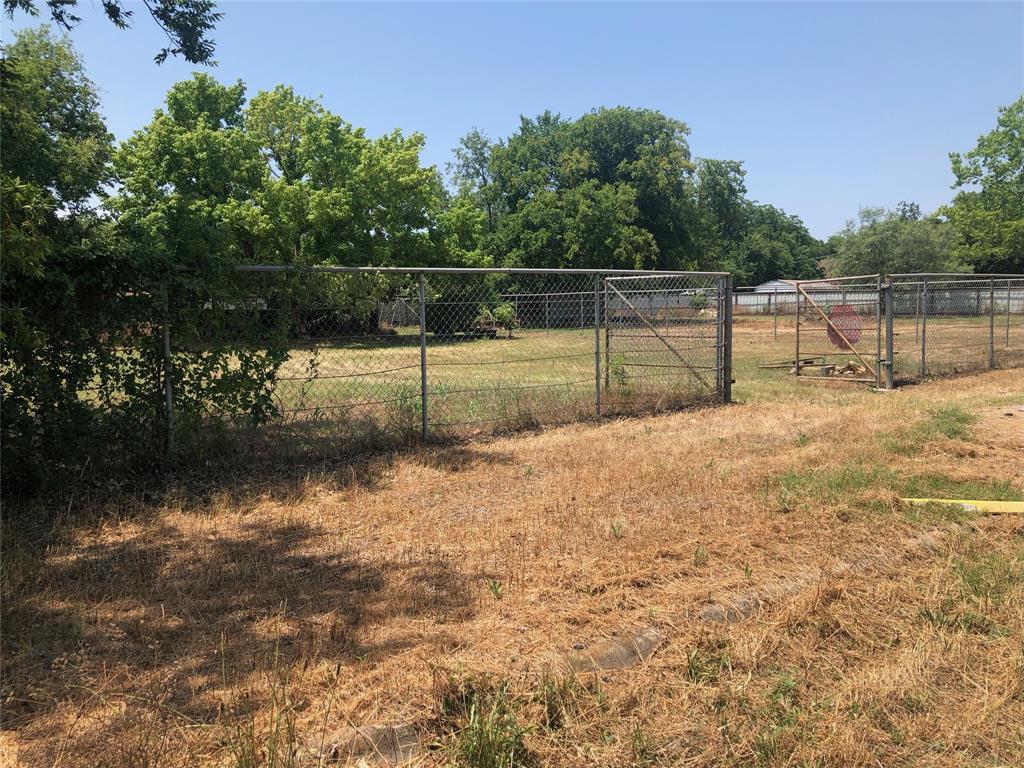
[793,275,883,386]
[603,273,731,410]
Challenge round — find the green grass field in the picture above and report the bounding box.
[269,322,722,437]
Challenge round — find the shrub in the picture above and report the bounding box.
[492,302,519,338]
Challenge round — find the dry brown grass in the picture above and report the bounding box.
[3,340,1023,767]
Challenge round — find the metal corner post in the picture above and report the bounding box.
[989,277,995,368]
[795,285,802,376]
[884,280,895,389]
[920,277,928,378]
[723,275,733,403]
[875,275,883,389]
[593,272,601,416]
[418,272,428,441]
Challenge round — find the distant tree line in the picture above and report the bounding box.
[448,115,824,283]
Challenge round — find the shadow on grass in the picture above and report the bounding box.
[1,511,480,763]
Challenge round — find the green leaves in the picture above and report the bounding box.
[945,96,1024,274]
[452,107,822,279]
[4,1,222,66]
[823,206,965,277]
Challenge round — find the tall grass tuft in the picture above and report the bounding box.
[437,673,533,768]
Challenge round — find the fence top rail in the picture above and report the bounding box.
[794,274,881,286]
[888,272,1024,280]
[224,264,730,277]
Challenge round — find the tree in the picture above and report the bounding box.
[0,27,125,491]
[474,107,697,271]
[111,73,267,273]
[4,0,221,64]
[454,108,823,279]
[694,158,749,251]
[725,204,823,284]
[448,129,500,231]
[822,206,965,277]
[562,107,697,269]
[945,96,1024,273]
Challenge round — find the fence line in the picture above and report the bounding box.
[888,274,1024,382]
[162,267,732,457]
[768,273,1024,387]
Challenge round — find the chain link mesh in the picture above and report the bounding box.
[891,275,1024,382]
[166,268,730,454]
[603,274,725,410]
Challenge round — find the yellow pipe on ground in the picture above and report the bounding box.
[902,498,1024,514]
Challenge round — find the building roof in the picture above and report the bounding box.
[753,279,798,292]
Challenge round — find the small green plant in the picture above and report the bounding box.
[685,646,732,684]
[693,544,709,567]
[611,522,625,540]
[795,432,810,447]
[488,579,504,601]
[535,674,597,731]
[690,290,709,311]
[919,602,998,634]
[630,725,658,766]
[752,671,803,763]
[444,678,532,768]
[956,552,1021,603]
[475,306,496,327]
[743,562,753,580]
[492,302,519,338]
[769,671,799,706]
[609,353,629,391]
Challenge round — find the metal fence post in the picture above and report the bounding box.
[418,272,428,441]
[884,280,894,389]
[162,291,174,460]
[593,273,601,416]
[989,277,995,368]
[723,276,733,403]
[914,281,920,343]
[795,286,802,376]
[920,277,928,378]
[875,275,883,388]
[773,287,778,340]
[716,281,724,393]
[603,279,610,390]
[1007,279,1012,345]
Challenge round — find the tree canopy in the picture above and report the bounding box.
[822,205,965,277]
[944,96,1024,274]
[112,75,460,272]
[1,28,125,490]
[4,0,221,64]
[450,108,823,280]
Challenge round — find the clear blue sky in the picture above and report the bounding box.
[5,1,1023,238]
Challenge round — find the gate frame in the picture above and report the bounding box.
[602,273,732,405]
[791,274,882,385]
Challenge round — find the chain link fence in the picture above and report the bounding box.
[740,272,1024,388]
[887,273,1024,383]
[164,267,731,458]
